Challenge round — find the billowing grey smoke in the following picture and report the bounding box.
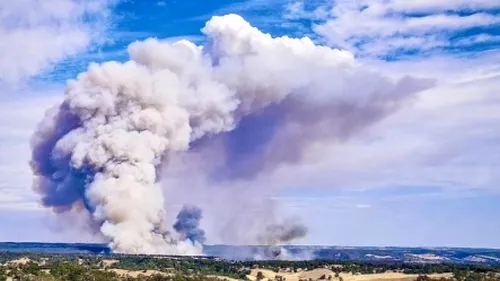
[173,205,206,244]
[30,14,433,255]
[254,220,309,260]
[260,222,308,245]
[263,222,307,244]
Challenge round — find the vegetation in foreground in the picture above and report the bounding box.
[1,252,500,281]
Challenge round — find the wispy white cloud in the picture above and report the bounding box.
[0,0,116,213]
[455,34,500,46]
[307,0,500,57]
[378,0,500,13]
[355,204,371,209]
[199,0,301,32]
[159,35,205,44]
[216,0,282,14]
[0,0,115,84]
[0,90,62,211]
[363,50,500,83]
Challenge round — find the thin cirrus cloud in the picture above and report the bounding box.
[0,92,63,211]
[283,0,500,57]
[0,0,115,84]
[0,0,116,212]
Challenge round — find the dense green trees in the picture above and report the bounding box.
[2,252,500,281]
[0,268,6,281]
[114,256,250,279]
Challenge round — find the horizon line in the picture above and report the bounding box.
[1,241,499,251]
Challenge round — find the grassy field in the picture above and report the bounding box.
[1,253,499,281]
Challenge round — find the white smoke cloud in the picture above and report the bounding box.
[30,14,432,255]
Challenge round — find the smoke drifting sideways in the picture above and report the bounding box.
[30,14,434,255]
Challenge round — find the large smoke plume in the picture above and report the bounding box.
[30,14,433,255]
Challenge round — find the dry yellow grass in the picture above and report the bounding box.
[101,259,119,268]
[4,257,31,266]
[105,268,169,278]
[206,274,244,281]
[104,269,242,280]
[248,269,453,281]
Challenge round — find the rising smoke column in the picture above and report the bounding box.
[30,14,433,255]
[173,205,206,244]
[30,36,238,255]
[254,219,308,260]
[259,221,308,245]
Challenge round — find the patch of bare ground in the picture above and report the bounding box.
[206,275,243,281]
[100,259,119,268]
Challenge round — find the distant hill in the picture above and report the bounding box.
[1,243,500,264]
[0,242,111,255]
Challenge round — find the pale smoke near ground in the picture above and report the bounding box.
[30,14,433,255]
[253,246,315,261]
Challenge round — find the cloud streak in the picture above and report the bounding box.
[306,0,500,57]
[0,0,115,84]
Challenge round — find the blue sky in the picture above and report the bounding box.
[0,0,500,249]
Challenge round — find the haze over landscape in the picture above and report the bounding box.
[1,0,500,257]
